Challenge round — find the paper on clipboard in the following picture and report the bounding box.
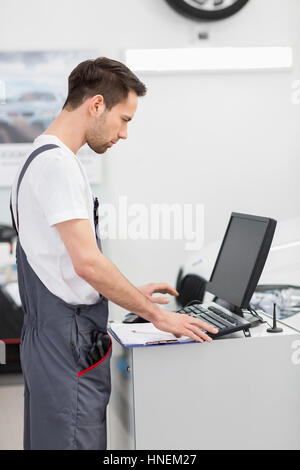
[108,322,194,347]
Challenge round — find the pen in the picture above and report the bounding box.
[131,329,170,335]
[145,339,179,345]
[131,329,153,334]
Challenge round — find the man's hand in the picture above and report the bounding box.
[137,283,218,342]
[153,309,218,343]
[137,282,179,305]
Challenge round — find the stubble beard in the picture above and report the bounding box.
[86,113,110,155]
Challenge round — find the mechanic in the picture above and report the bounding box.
[10,57,218,450]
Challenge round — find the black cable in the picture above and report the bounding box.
[247,307,272,329]
[175,299,201,315]
[185,299,203,308]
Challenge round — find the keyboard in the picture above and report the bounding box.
[176,302,251,338]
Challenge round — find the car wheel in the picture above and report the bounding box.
[165,0,250,21]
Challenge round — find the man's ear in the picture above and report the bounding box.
[89,94,105,117]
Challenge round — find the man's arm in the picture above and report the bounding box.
[54,219,218,342]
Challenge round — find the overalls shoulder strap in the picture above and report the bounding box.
[10,144,59,235]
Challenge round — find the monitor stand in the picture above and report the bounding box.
[233,306,244,317]
[214,297,245,317]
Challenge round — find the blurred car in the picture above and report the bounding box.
[0,91,61,130]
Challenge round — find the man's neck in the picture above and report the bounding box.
[42,110,86,154]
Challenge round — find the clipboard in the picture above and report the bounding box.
[108,322,195,348]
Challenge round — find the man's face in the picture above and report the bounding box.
[86,90,138,154]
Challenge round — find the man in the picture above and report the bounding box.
[10,57,218,450]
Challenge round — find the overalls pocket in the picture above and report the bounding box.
[78,333,112,377]
[76,336,112,429]
[70,312,112,375]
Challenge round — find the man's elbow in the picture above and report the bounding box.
[74,257,97,281]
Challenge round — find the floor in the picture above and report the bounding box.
[0,372,112,450]
[0,373,24,450]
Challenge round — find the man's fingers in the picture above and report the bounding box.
[178,314,218,342]
[189,317,219,335]
[150,295,170,304]
[182,328,204,343]
[184,323,213,343]
[152,283,179,296]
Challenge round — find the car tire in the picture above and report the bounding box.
[165,0,250,21]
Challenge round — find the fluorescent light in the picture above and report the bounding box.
[271,240,300,252]
[125,47,293,72]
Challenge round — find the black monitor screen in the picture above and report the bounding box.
[206,213,276,309]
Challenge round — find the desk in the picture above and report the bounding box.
[108,314,300,450]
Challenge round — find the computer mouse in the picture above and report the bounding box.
[122,312,149,324]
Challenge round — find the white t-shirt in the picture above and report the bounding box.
[11,134,100,305]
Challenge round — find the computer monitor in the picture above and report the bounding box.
[206,212,277,310]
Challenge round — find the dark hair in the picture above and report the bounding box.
[63,57,147,110]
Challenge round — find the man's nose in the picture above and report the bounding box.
[118,127,128,140]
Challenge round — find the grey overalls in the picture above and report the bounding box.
[10,144,112,450]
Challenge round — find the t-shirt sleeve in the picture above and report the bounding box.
[31,152,89,226]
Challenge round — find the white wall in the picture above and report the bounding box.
[0,0,300,320]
